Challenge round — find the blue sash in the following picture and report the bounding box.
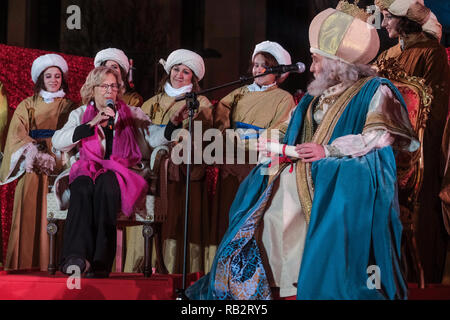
[234,122,264,140]
[29,129,56,139]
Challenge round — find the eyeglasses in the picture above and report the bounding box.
[96,83,120,92]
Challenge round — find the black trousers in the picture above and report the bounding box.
[61,171,121,272]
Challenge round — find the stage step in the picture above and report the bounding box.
[1,270,449,300]
[0,271,202,300]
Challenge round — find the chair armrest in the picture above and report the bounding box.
[147,146,170,195]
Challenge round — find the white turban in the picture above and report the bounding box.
[252,40,292,82]
[31,54,68,83]
[252,40,292,66]
[159,49,205,81]
[375,0,442,41]
[94,48,130,73]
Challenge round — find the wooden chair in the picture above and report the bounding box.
[46,146,171,277]
[376,58,433,289]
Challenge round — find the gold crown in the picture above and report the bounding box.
[336,0,372,22]
[374,0,395,11]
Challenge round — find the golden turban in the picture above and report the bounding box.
[309,2,380,65]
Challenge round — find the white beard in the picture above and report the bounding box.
[307,73,338,97]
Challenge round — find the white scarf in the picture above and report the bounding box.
[247,82,276,92]
[164,82,193,97]
[39,89,66,103]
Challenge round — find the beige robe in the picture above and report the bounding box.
[125,92,214,274]
[214,85,295,132]
[209,85,296,272]
[0,96,75,271]
[0,82,8,152]
[142,92,213,127]
[122,91,144,108]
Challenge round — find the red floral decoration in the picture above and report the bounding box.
[0,44,94,263]
[206,165,219,197]
[447,47,450,66]
[0,180,17,263]
[293,90,305,105]
[0,43,94,109]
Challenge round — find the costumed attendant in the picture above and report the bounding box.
[52,66,187,278]
[186,1,419,300]
[0,81,9,265]
[94,48,143,108]
[209,41,296,270]
[139,49,213,274]
[375,0,450,284]
[0,54,76,271]
[0,81,8,151]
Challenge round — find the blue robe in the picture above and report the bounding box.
[186,77,411,300]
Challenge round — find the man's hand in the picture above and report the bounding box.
[295,142,325,162]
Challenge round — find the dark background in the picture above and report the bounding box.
[1,0,448,101]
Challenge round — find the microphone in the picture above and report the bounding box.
[263,62,306,74]
[106,99,115,130]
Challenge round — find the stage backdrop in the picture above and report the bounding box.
[0,44,93,264]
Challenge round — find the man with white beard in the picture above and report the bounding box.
[186,1,419,300]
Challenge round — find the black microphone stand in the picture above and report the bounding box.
[175,92,199,300]
[175,70,280,300]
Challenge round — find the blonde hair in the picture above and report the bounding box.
[80,66,125,105]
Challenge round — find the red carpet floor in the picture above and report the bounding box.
[0,270,449,300]
[0,270,202,300]
[407,283,450,300]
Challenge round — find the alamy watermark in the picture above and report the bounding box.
[63,4,383,31]
[367,265,381,290]
[366,5,382,30]
[66,265,81,290]
[168,122,282,175]
[66,5,81,30]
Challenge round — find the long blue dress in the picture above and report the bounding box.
[187,77,416,300]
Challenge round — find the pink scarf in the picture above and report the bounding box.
[69,100,147,216]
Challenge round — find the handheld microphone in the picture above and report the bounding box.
[106,99,115,130]
[263,62,306,74]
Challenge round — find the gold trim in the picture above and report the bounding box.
[374,0,395,11]
[337,0,371,22]
[375,58,433,114]
[296,77,374,223]
[363,114,417,137]
[303,98,316,144]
